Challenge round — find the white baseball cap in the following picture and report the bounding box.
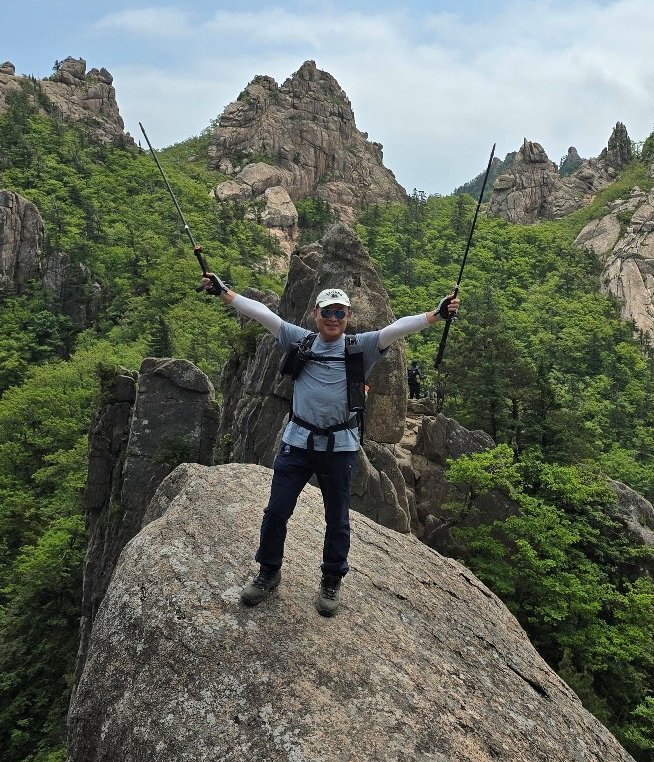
[315,288,351,308]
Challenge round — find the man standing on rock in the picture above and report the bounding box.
[202,274,459,616]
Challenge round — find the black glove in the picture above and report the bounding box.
[435,295,456,321]
[198,273,228,296]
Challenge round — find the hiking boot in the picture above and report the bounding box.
[315,574,342,617]
[240,565,281,606]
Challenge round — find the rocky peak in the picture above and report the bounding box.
[208,60,406,226]
[0,56,132,145]
[559,146,584,176]
[487,139,560,224]
[488,126,627,225]
[601,121,633,170]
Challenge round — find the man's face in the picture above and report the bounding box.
[312,302,352,341]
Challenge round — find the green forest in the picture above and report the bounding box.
[1,76,653,760]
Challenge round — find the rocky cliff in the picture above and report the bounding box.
[0,190,44,298]
[0,57,132,144]
[67,461,635,762]
[575,186,654,340]
[208,60,407,227]
[74,358,219,687]
[0,188,102,323]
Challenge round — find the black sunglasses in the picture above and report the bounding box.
[320,307,347,319]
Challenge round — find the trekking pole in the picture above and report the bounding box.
[139,122,227,293]
[434,143,496,370]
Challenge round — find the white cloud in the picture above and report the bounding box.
[93,7,193,39]
[102,0,654,193]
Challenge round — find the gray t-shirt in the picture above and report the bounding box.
[278,321,388,451]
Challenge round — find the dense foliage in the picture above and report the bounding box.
[355,181,654,759]
[0,76,653,759]
[0,80,284,761]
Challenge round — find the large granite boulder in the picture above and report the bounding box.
[0,190,44,299]
[67,462,635,762]
[208,60,407,225]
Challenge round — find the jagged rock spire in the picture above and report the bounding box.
[208,60,406,224]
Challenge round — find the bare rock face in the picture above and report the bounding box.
[0,61,15,75]
[574,214,622,260]
[351,439,413,532]
[576,188,654,338]
[42,251,102,328]
[489,124,631,224]
[404,414,522,551]
[208,60,407,225]
[608,479,654,577]
[0,189,44,299]
[0,57,132,145]
[73,359,219,688]
[260,185,300,258]
[67,461,635,762]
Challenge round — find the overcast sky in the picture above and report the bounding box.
[4,0,654,195]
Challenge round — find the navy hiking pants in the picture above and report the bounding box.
[255,444,357,577]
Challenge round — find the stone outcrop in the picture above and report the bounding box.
[488,124,631,224]
[0,190,44,299]
[74,359,219,687]
[401,414,521,552]
[208,60,407,226]
[608,479,654,577]
[575,187,654,338]
[212,163,299,260]
[600,121,633,170]
[0,57,132,144]
[67,461,635,762]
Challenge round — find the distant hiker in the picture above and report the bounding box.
[202,275,459,616]
[407,359,423,399]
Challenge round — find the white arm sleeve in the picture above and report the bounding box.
[378,313,430,350]
[231,293,283,337]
